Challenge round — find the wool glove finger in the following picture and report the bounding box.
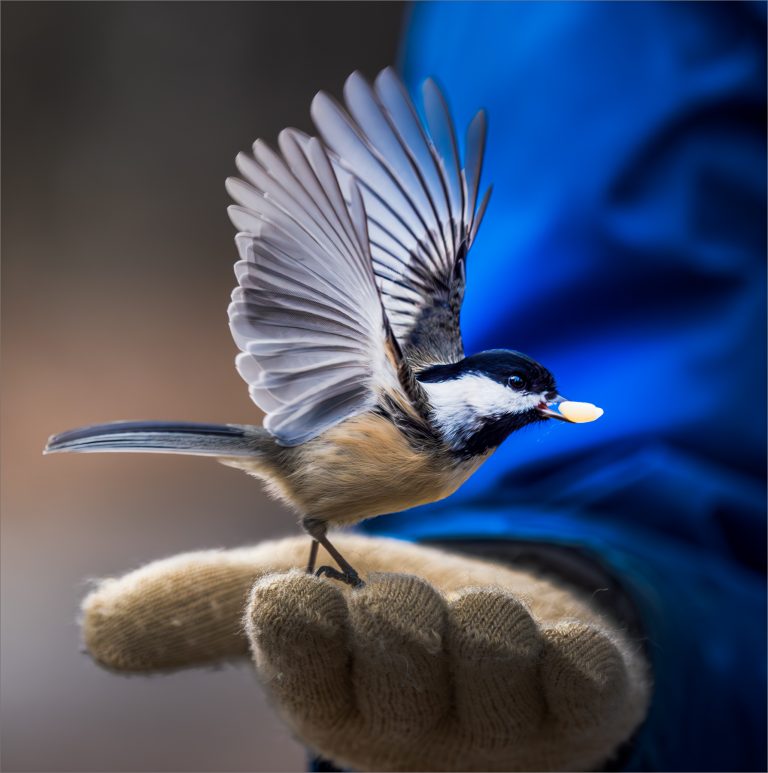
[345,573,450,737]
[246,570,354,732]
[447,588,545,741]
[541,622,633,735]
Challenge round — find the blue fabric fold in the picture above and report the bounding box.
[363,3,766,769]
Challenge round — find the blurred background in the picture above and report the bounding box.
[2,3,406,770]
[3,2,766,772]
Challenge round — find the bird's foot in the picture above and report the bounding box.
[315,565,364,588]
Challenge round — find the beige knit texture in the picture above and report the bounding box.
[81,535,651,771]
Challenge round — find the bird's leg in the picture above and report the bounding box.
[302,517,364,588]
[306,539,319,574]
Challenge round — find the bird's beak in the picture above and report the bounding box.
[537,395,574,422]
[537,396,604,423]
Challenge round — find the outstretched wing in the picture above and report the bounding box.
[310,67,491,370]
[227,132,424,446]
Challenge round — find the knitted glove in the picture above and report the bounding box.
[82,535,650,771]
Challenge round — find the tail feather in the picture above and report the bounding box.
[44,421,265,457]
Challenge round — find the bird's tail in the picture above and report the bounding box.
[44,421,267,457]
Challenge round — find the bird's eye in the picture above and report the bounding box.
[507,374,525,390]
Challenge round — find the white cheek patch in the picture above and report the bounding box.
[422,375,543,447]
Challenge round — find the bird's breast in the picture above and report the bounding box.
[284,411,491,525]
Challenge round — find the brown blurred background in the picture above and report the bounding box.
[1,3,405,770]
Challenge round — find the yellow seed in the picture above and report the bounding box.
[559,401,604,423]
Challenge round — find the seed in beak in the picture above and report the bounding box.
[558,401,604,423]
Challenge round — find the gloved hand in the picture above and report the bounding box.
[82,535,650,771]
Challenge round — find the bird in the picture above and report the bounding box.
[45,67,602,587]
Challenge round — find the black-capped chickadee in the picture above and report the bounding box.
[45,68,602,587]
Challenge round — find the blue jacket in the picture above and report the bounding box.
[364,3,767,769]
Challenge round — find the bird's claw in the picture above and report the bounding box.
[315,565,365,588]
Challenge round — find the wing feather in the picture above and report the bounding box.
[422,77,464,256]
[373,68,454,261]
[227,138,423,446]
[311,68,491,369]
[463,109,487,232]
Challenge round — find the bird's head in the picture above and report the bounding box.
[418,349,568,456]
